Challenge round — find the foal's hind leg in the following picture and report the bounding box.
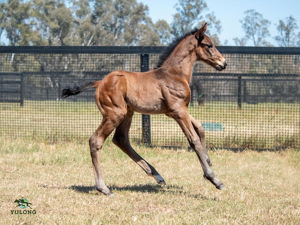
[190,116,212,166]
[112,111,166,185]
[89,117,119,195]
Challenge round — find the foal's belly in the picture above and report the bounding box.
[124,72,168,114]
[126,90,167,115]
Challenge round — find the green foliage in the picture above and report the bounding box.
[1,0,33,45]
[1,1,299,46]
[153,20,172,46]
[170,0,221,45]
[0,0,223,46]
[171,0,208,38]
[29,0,74,46]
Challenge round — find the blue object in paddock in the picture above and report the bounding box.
[202,123,223,131]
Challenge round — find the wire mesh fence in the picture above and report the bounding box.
[0,46,299,150]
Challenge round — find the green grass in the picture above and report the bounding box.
[0,100,299,149]
[0,137,299,224]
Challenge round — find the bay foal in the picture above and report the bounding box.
[62,24,227,195]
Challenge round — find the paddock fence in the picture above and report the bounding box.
[0,46,299,150]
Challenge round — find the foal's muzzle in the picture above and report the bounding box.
[216,61,227,71]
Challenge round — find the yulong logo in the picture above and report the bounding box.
[11,198,36,215]
[14,198,32,209]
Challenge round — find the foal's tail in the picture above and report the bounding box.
[61,81,98,98]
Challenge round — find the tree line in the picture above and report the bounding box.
[0,0,299,47]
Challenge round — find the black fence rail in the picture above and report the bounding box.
[0,46,299,150]
[0,72,24,106]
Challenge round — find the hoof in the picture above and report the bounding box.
[158,180,166,185]
[96,187,114,196]
[106,191,114,197]
[216,183,226,190]
[154,174,166,185]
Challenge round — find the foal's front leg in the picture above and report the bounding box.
[172,109,225,190]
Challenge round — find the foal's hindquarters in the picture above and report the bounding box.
[89,71,225,195]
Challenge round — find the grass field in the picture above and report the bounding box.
[0,100,299,149]
[0,137,299,224]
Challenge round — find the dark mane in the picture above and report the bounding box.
[156,28,199,68]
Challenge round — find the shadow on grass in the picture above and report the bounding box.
[111,184,183,194]
[40,184,216,200]
[69,184,184,195]
[69,185,95,193]
[68,184,216,200]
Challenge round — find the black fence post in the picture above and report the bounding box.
[20,72,24,107]
[243,79,247,103]
[140,54,151,145]
[58,76,61,101]
[238,75,242,109]
[0,74,3,101]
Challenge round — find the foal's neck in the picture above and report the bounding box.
[161,36,197,84]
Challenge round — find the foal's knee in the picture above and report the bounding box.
[89,134,103,153]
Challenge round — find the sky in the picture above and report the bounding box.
[137,0,300,46]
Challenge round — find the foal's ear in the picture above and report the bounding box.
[195,23,207,41]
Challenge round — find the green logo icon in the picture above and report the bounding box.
[14,198,32,209]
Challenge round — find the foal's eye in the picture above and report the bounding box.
[206,44,213,49]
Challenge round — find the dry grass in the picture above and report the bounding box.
[1,137,299,224]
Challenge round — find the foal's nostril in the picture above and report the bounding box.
[224,62,227,68]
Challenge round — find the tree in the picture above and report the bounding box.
[122,1,151,46]
[275,16,299,47]
[29,0,53,45]
[50,6,73,45]
[203,12,222,45]
[91,0,151,46]
[70,0,94,46]
[170,0,222,45]
[0,3,6,44]
[135,23,160,46]
[240,9,271,46]
[1,0,34,45]
[153,20,171,46]
[171,0,207,39]
[30,0,74,46]
[233,37,247,46]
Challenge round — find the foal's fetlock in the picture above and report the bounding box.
[207,158,212,167]
[203,173,226,190]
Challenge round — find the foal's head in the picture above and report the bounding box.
[194,23,227,71]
